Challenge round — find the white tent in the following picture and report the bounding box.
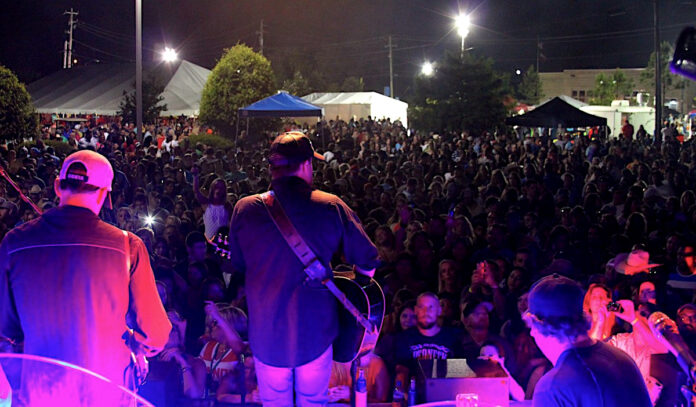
[581,103,655,138]
[303,92,408,127]
[159,61,211,116]
[27,60,211,116]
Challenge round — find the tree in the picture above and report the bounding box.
[590,69,634,105]
[0,65,38,142]
[272,49,330,94]
[409,52,506,135]
[516,65,543,105]
[340,76,365,92]
[280,70,311,96]
[118,75,167,125]
[200,44,276,137]
[640,41,686,106]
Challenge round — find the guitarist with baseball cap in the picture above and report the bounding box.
[227,132,380,407]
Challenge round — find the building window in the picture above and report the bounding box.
[572,90,578,97]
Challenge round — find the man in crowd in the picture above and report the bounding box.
[622,119,635,141]
[394,292,463,391]
[227,132,379,406]
[525,274,651,406]
[677,304,696,353]
[0,150,171,402]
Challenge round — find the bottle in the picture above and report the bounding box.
[392,380,405,407]
[407,377,417,406]
[355,368,367,407]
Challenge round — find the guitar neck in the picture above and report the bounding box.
[323,279,375,333]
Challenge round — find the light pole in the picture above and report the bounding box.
[654,0,662,142]
[135,0,142,141]
[455,13,470,58]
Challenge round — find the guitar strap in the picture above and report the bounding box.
[260,191,327,281]
[260,191,376,334]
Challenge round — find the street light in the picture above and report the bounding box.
[161,47,178,63]
[455,13,470,57]
[421,61,434,76]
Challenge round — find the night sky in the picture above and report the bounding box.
[1,0,694,97]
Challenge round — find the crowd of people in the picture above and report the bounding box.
[2,114,696,406]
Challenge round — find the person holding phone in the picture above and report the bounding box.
[525,275,651,407]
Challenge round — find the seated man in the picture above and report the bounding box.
[394,292,463,393]
[524,274,651,406]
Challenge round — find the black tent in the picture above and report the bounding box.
[506,96,607,128]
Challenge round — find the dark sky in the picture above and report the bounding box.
[1,0,694,96]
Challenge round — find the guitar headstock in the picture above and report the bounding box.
[208,232,231,260]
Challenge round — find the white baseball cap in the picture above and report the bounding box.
[59,150,113,191]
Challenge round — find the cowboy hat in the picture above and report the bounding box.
[613,250,661,275]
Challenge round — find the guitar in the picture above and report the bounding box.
[331,272,385,363]
[208,233,385,363]
[124,329,149,389]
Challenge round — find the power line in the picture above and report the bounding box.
[78,21,132,41]
[72,39,134,62]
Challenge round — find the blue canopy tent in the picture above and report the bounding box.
[237,91,323,145]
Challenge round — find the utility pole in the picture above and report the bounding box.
[257,20,265,55]
[63,41,68,69]
[654,0,662,142]
[63,9,78,69]
[536,35,540,73]
[386,35,396,98]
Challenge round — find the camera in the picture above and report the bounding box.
[606,301,623,313]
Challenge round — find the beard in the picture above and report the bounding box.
[418,320,437,330]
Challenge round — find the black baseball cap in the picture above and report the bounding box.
[528,274,585,321]
[268,131,324,167]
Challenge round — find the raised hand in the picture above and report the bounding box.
[204,301,223,322]
[612,299,637,324]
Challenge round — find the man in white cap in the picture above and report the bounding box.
[0,150,171,398]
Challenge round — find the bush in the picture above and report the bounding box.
[188,133,235,150]
[19,139,76,157]
[44,139,76,157]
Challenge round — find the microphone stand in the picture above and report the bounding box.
[0,164,43,215]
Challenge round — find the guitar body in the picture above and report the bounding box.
[332,276,385,363]
[210,232,386,363]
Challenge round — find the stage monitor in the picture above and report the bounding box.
[416,359,509,407]
[425,377,510,407]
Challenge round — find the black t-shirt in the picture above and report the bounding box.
[394,326,464,375]
[532,340,651,407]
